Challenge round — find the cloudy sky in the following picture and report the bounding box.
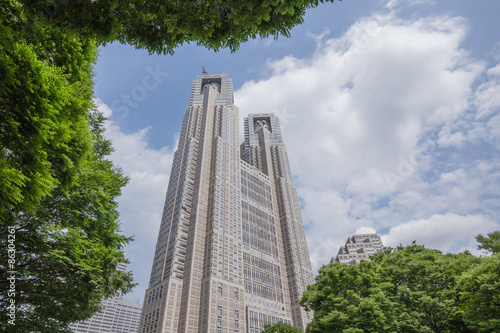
[95,0,500,301]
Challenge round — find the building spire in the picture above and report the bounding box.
[201,66,208,75]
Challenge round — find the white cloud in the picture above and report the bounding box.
[381,213,499,253]
[385,0,435,11]
[237,14,482,192]
[354,226,378,234]
[307,29,331,55]
[487,114,500,145]
[474,64,500,119]
[235,12,499,272]
[438,124,466,148]
[95,97,175,301]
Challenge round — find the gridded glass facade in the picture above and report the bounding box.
[139,75,313,333]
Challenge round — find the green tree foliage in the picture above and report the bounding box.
[459,254,500,332]
[0,109,134,331]
[476,231,500,254]
[458,231,500,332]
[0,0,95,217]
[262,322,303,333]
[301,244,481,333]
[0,1,134,330]
[18,0,337,54]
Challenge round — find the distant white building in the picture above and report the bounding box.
[69,263,142,333]
[331,234,384,265]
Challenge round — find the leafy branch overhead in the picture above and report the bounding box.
[19,0,337,54]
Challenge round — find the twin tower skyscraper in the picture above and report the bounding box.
[139,74,314,333]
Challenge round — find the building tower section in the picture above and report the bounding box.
[139,74,245,333]
[239,160,294,332]
[241,114,315,331]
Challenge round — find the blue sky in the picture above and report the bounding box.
[95,0,500,302]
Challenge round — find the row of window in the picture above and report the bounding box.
[243,266,282,288]
[244,280,284,302]
[241,178,272,200]
[241,187,270,209]
[242,222,276,244]
[241,202,273,222]
[241,211,276,235]
[242,253,280,275]
[242,234,278,257]
[247,310,291,329]
[147,286,163,305]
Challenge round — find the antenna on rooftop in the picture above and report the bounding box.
[202,66,208,75]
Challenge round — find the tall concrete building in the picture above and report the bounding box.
[330,234,384,265]
[139,74,314,333]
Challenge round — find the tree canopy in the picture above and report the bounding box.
[18,0,337,54]
[301,242,500,333]
[0,1,134,330]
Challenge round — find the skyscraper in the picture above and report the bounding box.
[139,74,314,333]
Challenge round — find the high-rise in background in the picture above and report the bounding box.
[139,74,314,333]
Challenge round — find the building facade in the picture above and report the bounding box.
[139,74,314,333]
[69,263,142,333]
[331,234,384,265]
